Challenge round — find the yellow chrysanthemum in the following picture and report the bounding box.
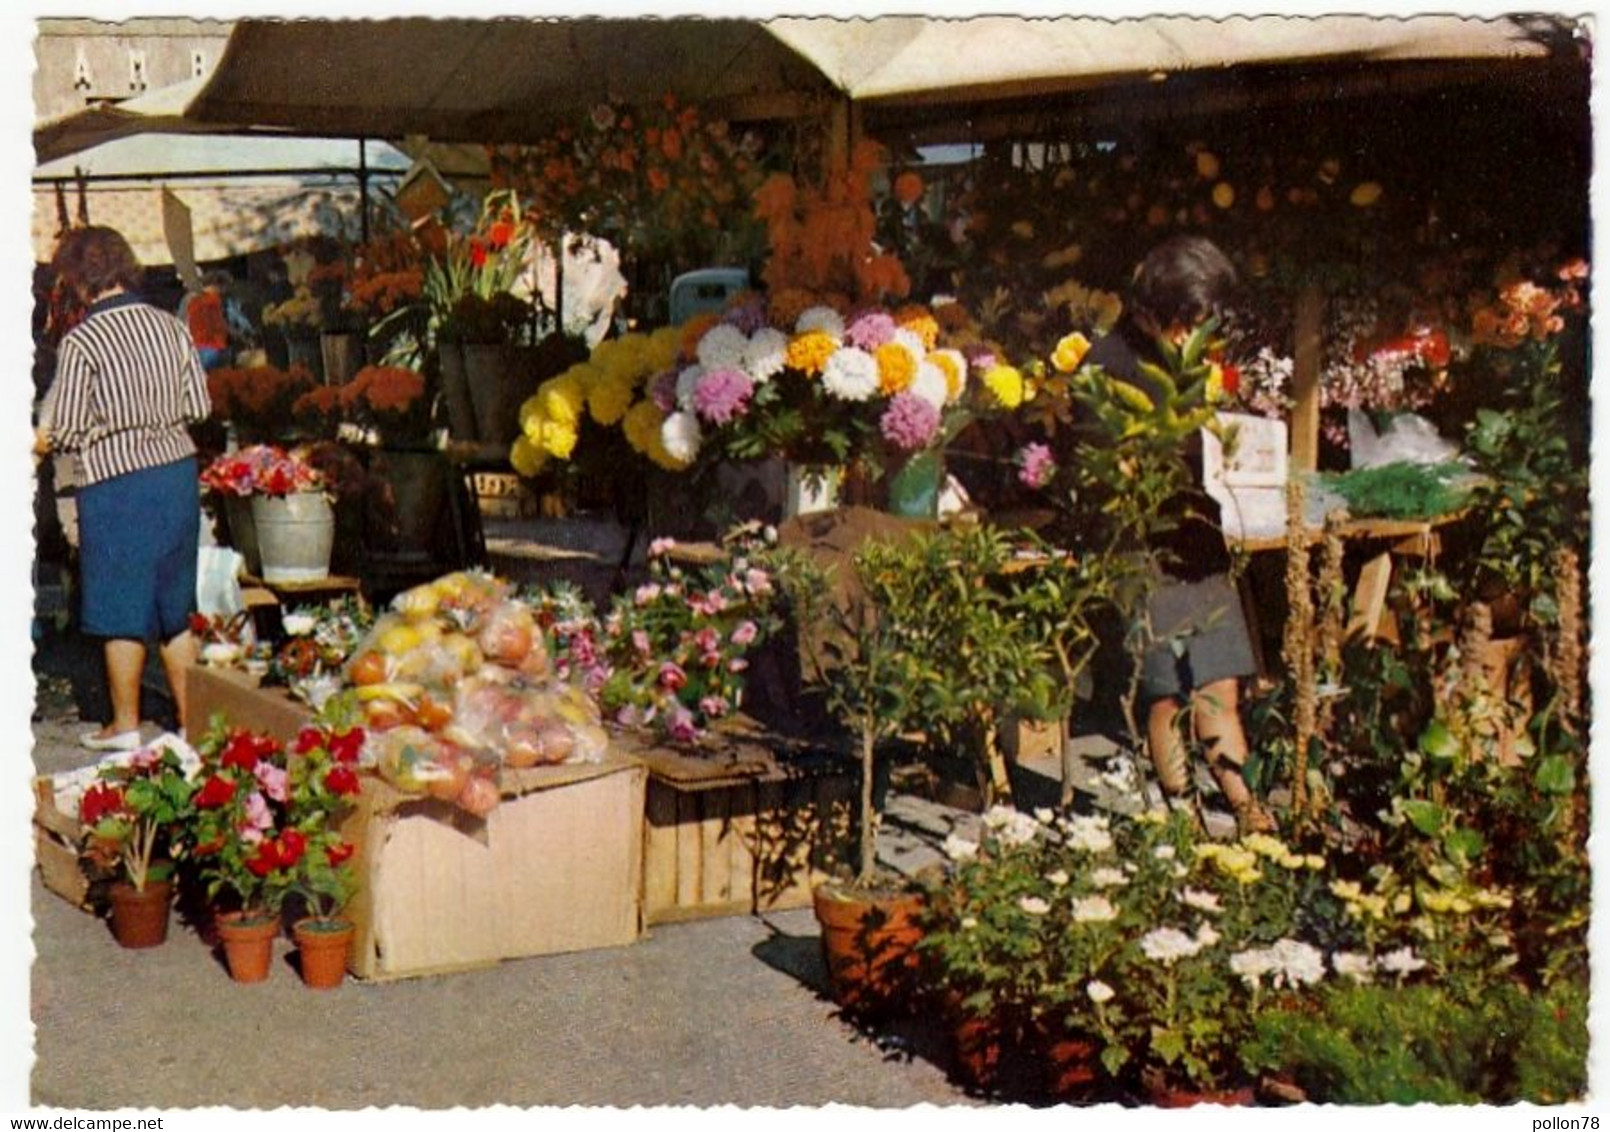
[1195,150,1221,180]
[874,341,919,395]
[622,399,666,455]
[1212,182,1236,210]
[540,420,578,460]
[518,395,546,432]
[588,376,635,427]
[1052,332,1092,374]
[982,364,1026,410]
[538,374,587,427]
[589,338,625,376]
[894,306,940,351]
[930,349,966,401]
[563,362,604,394]
[509,436,548,478]
[786,330,838,377]
[647,326,683,372]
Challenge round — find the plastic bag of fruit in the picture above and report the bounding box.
[452,674,607,769]
[367,724,503,817]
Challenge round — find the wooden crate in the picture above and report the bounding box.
[620,727,855,925]
[33,777,92,910]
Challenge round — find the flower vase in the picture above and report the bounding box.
[320,331,364,386]
[251,491,335,583]
[369,447,448,555]
[222,494,263,577]
[886,450,944,518]
[438,340,478,442]
[464,343,523,447]
[108,879,172,949]
[293,917,355,989]
[216,912,278,983]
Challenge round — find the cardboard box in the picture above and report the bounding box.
[186,665,313,746]
[343,753,647,981]
[33,777,92,909]
[619,727,855,925]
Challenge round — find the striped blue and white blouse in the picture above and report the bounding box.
[44,293,212,486]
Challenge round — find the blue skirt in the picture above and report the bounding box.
[78,458,200,641]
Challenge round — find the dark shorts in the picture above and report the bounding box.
[1140,572,1257,703]
[79,458,200,641]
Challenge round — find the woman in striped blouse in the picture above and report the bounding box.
[37,226,212,751]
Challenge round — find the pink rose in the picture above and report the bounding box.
[254,761,289,804]
[731,620,758,646]
[658,662,687,692]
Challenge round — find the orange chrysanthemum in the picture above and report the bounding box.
[874,342,919,395]
[786,330,838,377]
[893,306,940,350]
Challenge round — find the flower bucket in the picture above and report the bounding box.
[222,494,263,577]
[109,879,171,949]
[438,340,478,442]
[370,448,448,553]
[320,332,365,386]
[812,885,925,1018]
[293,917,355,990]
[887,451,943,518]
[464,344,524,447]
[252,492,335,583]
[285,330,326,383]
[216,912,278,983]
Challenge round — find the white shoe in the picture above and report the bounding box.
[79,729,142,752]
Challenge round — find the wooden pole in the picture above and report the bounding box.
[1290,282,1325,473]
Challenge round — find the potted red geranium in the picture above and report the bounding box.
[184,721,299,982]
[282,706,366,989]
[78,736,199,948]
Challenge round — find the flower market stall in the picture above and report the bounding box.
[30,13,1592,1106]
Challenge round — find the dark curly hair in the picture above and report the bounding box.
[51,226,142,301]
[1129,235,1239,328]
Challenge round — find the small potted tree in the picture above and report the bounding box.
[78,737,198,948]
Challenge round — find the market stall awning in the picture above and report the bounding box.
[36,15,1563,163]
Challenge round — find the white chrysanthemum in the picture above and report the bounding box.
[1062,814,1114,854]
[795,305,845,339]
[1089,867,1129,889]
[743,327,789,383]
[960,916,978,930]
[1071,895,1118,923]
[1195,922,1221,948]
[996,810,1042,847]
[983,805,1015,830]
[909,362,949,410]
[1229,948,1277,988]
[1139,926,1203,965]
[891,327,926,357]
[696,323,749,372]
[942,833,979,862]
[1378,946,1427,977]
[281,612,316,636]
[1018,895,1051,916]
[1045,869,1070,888]
[820,345,881,402]
[1270,939,1326,987]
[1332,952,1375,984]
[1086,980,1115,1005]
[1154,845,1177,861]
[1177,887,1222,914]
[1034,807,1055,824]
[675,364,706,412]
[660,411,703,464]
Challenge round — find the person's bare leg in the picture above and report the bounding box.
[159,630,197,734]
[1194,678,1274,833]
[101,638,146,736]
[1146,696,1190,796]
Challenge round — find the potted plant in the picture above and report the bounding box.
[774,539,928,1020]
[282,705,366,989]
[205,362,320,446]
[78,736,200,948]
[201,445,334,584]
[183,721,302,982]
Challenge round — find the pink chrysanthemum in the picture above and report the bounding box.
[691,368,755,425]
[844,310,898,351]
[1016,442,1057,490]
[879,392,941,452]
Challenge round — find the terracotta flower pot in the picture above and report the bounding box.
[951,1010,1006,1090]
[108,879,172,949]
[216,911,278,983]
[1043,1034,1101,1101]
[1150,1083,1257,1108]
[293,917,355,990]
[812,884,925,1018]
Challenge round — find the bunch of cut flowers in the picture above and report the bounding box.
[200,444,326,498]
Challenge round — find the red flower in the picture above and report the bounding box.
[293,726,325,755]
[324,765,361,797]
[195,775,237,810]
[326,841,356,866]
[488,220,515,249]
[245,841,278,877]
[220,731,280,771]
[188,612,211,635]
[470,239,488,268]
[1220,363,1240,397]
[279,829,307,866]
[79,782,127,825]
[192,836,225,857]
[245,829,309,877]
[329,728,366,765]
